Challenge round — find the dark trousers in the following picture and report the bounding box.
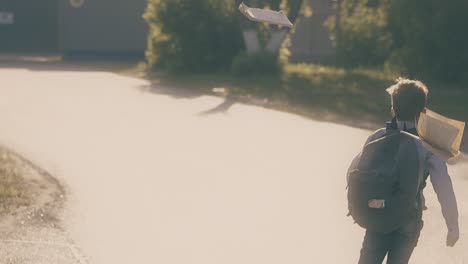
[358,217,424,264]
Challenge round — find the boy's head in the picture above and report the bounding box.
[386,78,429,121]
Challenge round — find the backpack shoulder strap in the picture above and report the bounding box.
[386,117,398,133]
[386,117,419,136]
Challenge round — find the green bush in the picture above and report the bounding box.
[329,0,468,81]
[386,0,468,80]
[231,51,282,76]
[144,0,244,72]
[327,0,392,67]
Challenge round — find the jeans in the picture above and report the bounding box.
[358,217,424,264]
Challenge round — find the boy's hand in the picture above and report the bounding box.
[446,229,459,247]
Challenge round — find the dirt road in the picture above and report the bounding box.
[0,63,466,263]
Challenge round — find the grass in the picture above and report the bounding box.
[149,63,468,130]
[68,60,466,130]
[0,149,30,215]
[18,58,465,128]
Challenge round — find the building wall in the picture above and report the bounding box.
[0,0,58,53]
[290,0,335,63]
[59,0,148,57]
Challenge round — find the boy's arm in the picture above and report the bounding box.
[428,155,459,246]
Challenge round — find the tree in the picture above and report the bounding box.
[144,0,244,72]
[326,0,392,67]
[386,0,468,80]
[328,0,468,81]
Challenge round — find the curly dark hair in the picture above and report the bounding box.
[386,78,429,121]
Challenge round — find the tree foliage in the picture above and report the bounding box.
[144,0,311,74]
[386,0,468,80]
[329,0,468,81]
[327,0,392,66]
[144,0,244,72]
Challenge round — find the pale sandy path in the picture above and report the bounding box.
[0,64,466,263]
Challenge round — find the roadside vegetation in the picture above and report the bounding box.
[0,149,31,215]
[141,0,468,129]
[151,64,468,130]
[77,62,466,133]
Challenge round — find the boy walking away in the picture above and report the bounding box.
[347,78,459,264]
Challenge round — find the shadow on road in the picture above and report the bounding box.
[198,94,237,116]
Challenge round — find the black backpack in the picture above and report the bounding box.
[347,122,424,234]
